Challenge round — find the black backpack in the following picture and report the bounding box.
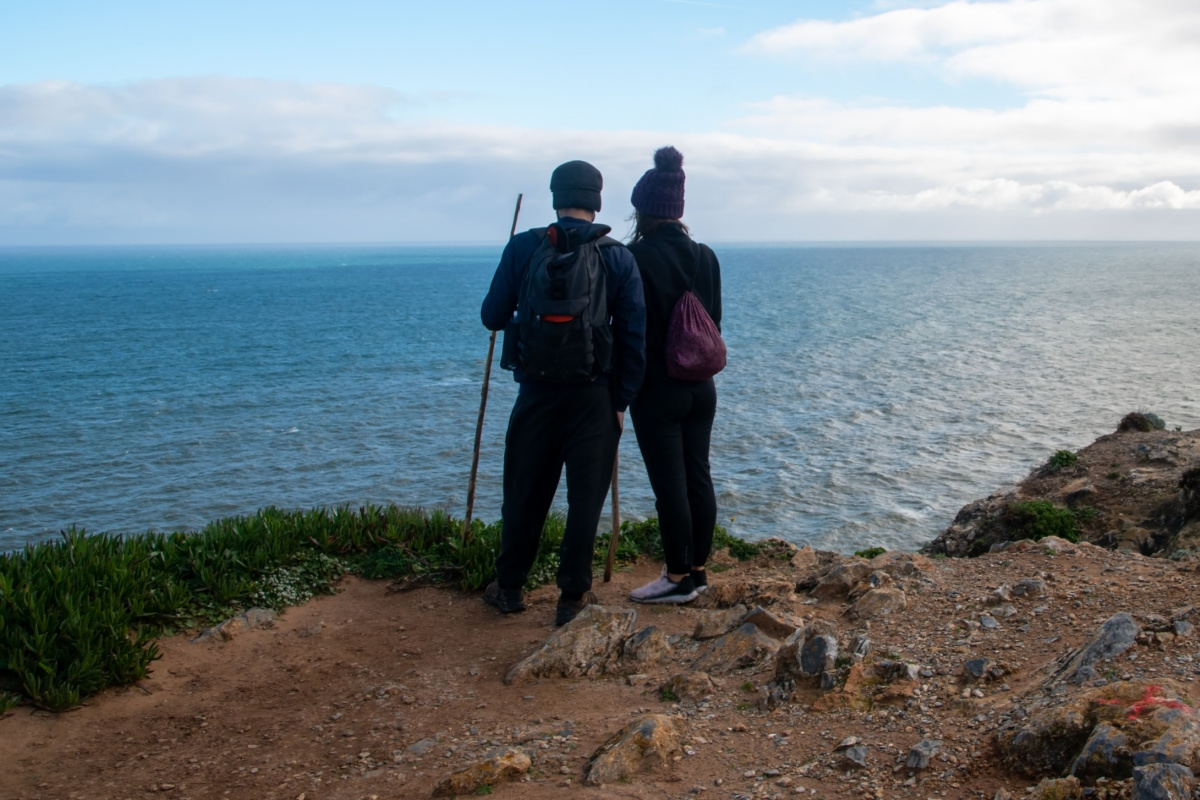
[501,222,618,383]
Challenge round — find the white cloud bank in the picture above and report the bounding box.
[2,2,1200,244]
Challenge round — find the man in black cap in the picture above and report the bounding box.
[481,160,646,626]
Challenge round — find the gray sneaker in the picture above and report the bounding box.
[630,575,698,605]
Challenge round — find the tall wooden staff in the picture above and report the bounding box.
[603,454,621,582]
[463,193,523,540]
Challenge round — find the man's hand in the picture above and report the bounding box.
[616,410,624,431]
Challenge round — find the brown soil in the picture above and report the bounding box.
[4,541,1200,800]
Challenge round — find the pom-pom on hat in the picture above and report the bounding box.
[630,146,685,219]
[550,160,603,212]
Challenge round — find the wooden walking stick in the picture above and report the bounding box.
[463,193,523,540]
[604,452,621,582]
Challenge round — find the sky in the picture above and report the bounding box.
[2,0,1199,244]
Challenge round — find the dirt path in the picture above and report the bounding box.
[3,544,1199,800]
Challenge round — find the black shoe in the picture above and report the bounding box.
[483,580,526,614]
[691,569,708,594]
[555,591,599,627]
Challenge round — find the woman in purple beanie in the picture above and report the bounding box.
[626,146,723,605]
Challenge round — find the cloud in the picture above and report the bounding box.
[1,76,1197,244]
[744,0,1200,100]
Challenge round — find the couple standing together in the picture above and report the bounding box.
[480,147,723,626]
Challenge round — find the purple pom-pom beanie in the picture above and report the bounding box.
[630,146,685,219]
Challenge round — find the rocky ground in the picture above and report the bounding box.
[4,421,1200,800]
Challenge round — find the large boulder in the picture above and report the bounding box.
[998,706,1093,777]
[585,714,685,786]
[1000,681,1200,780]
[693,605,749,640]
[662,671,716,703]
[1132,763,1195,800]
[847,586,907,621]
[505,605,636,684]
[690,623,779,675]
[431,747,531,796]
[1046,612,1142,686]
[621,625,673,665]
[810,562,871,600]
[696,577,795,609]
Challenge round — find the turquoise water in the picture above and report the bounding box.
[2,243,1198,553]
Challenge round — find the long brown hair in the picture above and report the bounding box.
[627,212,689,245]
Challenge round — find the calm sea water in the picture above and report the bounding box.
[2,243,1198,554]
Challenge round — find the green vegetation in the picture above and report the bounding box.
[3,505,731,712]
[1003,500,1080,543]
[854,546,886,559]
[0,691,20,714]
[739,681,755,692]
[713,526,761,561]
[1048,450,1078,470]
[658,686,679,702]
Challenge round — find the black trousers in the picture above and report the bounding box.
[630,374,717,575]
[495,385,620,597]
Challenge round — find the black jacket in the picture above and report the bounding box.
[627,223,722,380]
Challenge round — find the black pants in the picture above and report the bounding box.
[630,375,717,575]
[495,385,620,597]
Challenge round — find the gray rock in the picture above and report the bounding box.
[963,658,996,680]
[1131,763,1195,800]
[1012,579,1047,598]
[1174,620,1194,638]
[926,492,1014,557]
[842,745,869,768]
[991,585,1012,603]
[1047,612,1142,686]
[1029,776,1082,800]
[693,605,749,640]
[801,634,838,675]
[850,633,871,662]
[431,747,531,796]
[870,660,920,683]
[847,569,892,600]
[191,607,276,643]
[741,606,799,641]
[505,606,636,684]
[1131,705,1200,768]
[997,706,1092,777]
[847,586,907,621]
[408,738,441,756]
[991,604,1018,618]
[662,671,716,703]
[1071,722,1132,779]
[907,739,941,770]
[979,615,999,630]
[585,714,686,786]
[819,671,837,690]
[622,626,673,665]
[810,562,871,600]
[690,623,780,676]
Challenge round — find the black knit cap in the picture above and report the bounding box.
[550,160,603,212]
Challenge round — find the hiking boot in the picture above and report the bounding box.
[629,574,698,605]
[483,580,526,614]
[691,569,708,594]
[555,591,599,627]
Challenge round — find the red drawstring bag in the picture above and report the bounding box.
[665,287,726,381]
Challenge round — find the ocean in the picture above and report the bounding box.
[2,243,1198,554]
